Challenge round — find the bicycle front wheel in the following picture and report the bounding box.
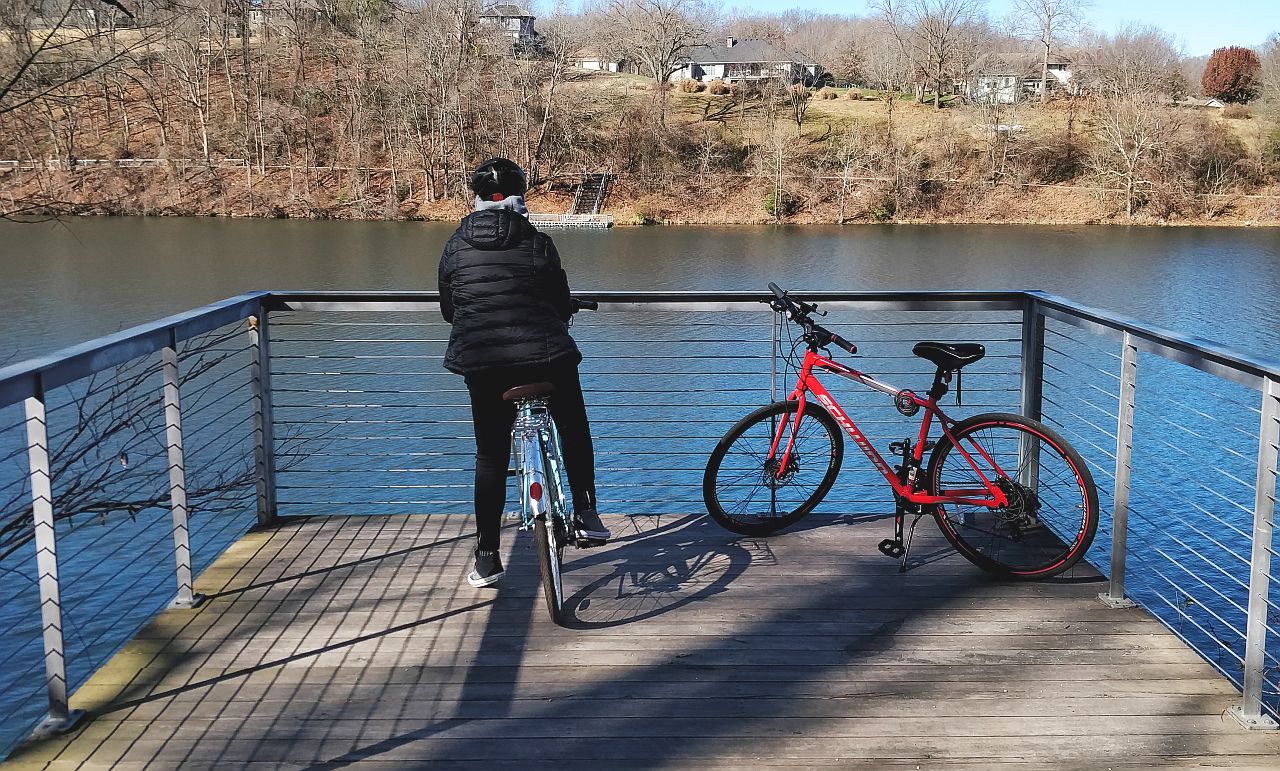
[703,400,844,536]
[927,412,1099,580]
[534,516,565,625]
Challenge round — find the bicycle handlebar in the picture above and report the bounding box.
[571,298,599,312]
[766,283,857,355]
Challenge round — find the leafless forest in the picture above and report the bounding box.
[2,0,1278,223]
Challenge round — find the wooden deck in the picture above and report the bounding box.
[8,513,1280,769]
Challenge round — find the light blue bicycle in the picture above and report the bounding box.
[507,298,599,625]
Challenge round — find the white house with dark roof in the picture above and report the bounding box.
[669,38,823,86]
[570,48,624,72]
[479,3,537,46]
[968,52,1077,103]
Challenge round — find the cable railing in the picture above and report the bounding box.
[0,289,1276,753]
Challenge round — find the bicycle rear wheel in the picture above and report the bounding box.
[703,400,844,536]
[927,412,1099,580]
[534,516,565,625]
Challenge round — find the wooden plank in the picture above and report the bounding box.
[7,511,1277,770]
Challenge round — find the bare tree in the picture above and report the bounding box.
[1090,94,1182,217]
[861,32,914,150]
[1259,34,1280,140]
[0,326,317,563]
[1263,34,1280,105]
[831,123,876,223]
[871,0,987,108]
[973,98,1022,181]
[604,0,710,85]
[0,0,178,118]
[1082,23,1185,99]
[1009,0,1090,103]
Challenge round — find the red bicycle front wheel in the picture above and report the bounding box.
[703,400,844,536]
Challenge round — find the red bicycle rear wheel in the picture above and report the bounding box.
[927,412,1099,580]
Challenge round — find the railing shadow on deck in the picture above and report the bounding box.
[22,510,1203,768]
[0,289,1278,757]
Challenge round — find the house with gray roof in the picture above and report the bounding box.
[480,3,537,46]
[670,38,824,86]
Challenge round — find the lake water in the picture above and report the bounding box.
[0,218,1278,750]
[2,218,1277,362]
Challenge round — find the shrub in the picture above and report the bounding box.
[706,78,729,95]
[846,89,862,100]
[869,195,896,222]
[763,188,799,218]
[788,83,811,100]
[650,80,673,92]
[1222,103,1252,119]
[818,88,839,100]
[1265,128,1280,177]
[677,78,704,93]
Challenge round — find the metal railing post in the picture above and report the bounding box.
[24,384,84,737]
[1100,332,1138,609]
[1018,299,1045,489]
[163,336,204,609]
[248,309,277,526]
[1229,376,1280,730]
[770,310,780,403]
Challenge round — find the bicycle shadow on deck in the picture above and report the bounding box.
[560,515,758,629]
[773,510,1107,585]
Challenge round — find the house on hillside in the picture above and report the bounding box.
[968,52,1076,103]
[245,1,330,31]
[570,48,625,72]
[669,38,824,86]
[32,0,140,27]
[479,4,538,46]
[1178,97,1226,109]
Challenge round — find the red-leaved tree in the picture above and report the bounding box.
[1201,46,1261,103]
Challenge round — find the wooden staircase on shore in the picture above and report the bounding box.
[570,172,612,215]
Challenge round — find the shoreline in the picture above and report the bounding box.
[4,168,1278,228]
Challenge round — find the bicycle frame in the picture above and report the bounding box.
[772,349,1010,509]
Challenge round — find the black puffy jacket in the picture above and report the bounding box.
[438,208,581,375]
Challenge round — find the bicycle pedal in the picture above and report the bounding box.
[878,538,906,558]
[574,537,608,549]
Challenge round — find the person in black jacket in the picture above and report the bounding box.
[439,158,610,588]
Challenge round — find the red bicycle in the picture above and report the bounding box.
[703,284,1099,580]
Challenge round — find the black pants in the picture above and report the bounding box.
[465,362,596,552]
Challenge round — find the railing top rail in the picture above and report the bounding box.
[1027,291,1280,388]
[264,289,1031,313]
[3,288,1278,409]
[0,292,267,408]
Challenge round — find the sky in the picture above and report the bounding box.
[724,0,1278,57]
